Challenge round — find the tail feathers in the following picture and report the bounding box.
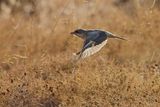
[106,31,127,41]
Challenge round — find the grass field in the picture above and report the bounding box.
[0,0,160,107]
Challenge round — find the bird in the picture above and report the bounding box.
[70,29,127,60]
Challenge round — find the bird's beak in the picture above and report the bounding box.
[108,33,127,41]
[70,32,75,35]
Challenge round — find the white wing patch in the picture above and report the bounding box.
[73,39,108,60]
[81,39,108,58]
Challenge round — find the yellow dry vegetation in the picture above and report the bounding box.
[0,0,160,107]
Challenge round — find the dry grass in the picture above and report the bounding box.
[0,0,160,107]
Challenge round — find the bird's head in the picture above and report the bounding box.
[70,29,86,39]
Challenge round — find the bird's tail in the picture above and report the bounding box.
[106,32,127,41]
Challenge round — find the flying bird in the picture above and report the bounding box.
[70,29,127,60]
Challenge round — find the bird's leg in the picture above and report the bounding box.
[71,51,82,61]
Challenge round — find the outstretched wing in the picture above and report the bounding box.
[80,39,108,58]
[77,31,108,59]
[72,40,95,60]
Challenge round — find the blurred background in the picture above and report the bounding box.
[0,0,160,107]
[0,0,159,29]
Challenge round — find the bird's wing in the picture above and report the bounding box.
[79,32,108,59]
[82,40,95,51]
[72,40,95,60]
[80,39,108,58]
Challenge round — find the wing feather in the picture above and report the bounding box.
[81,39,107,58]
[73,39,107,60]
